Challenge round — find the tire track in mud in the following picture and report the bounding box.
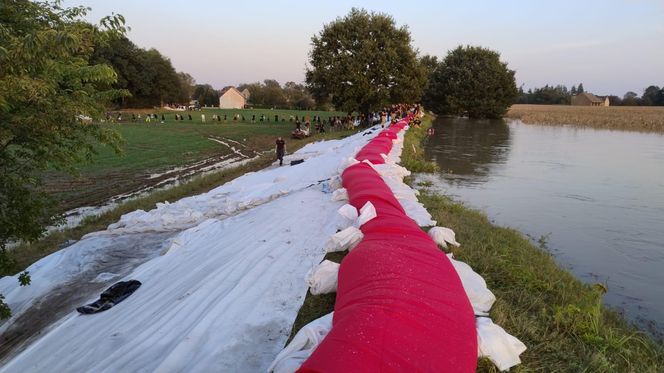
[53,137,260,231]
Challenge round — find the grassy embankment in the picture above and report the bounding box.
[289,116,664,372]
[507,104,664,133]
[3,127,354,277]
[46,108,345,211]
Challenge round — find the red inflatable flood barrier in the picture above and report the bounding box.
[298,120,477,372]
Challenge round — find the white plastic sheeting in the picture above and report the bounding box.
[306,260,340,295]
[336,157,359,174]
[477,317,527,371]
[267,313,333,373]
[0,127,384,372]
[429,226,461,248]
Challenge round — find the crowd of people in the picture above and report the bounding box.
[101,103,423,128]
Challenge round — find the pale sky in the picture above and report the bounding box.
[63,0,664,96]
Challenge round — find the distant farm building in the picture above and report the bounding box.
[571,92,609,107]
[219,87,246,109]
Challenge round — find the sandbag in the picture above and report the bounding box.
[429,226,461,248]
[336,204,357,221]
[331,188,348,201]
[267,313,333,373]
[447,254,496,315]
[324,226,363,253]
[306,260,340,295]
[477,317,527,371]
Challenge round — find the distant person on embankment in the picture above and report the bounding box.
[275,137,286,166]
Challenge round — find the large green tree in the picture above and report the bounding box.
[192,84,219,106]
[424,46,518,118]
[91,36,191,107]
[0,0,126,318]
[306,8,425,113]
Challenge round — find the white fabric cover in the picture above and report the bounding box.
[336,157,359,174]
[337,204,358,221]
[361,159,377,171]
[357,201,377,227]
[477,317,527,371]
[267,313,333,373]
[447,254,496,315]
[428,226,461,248]
[331,188,348,201]
[324,226,363,253]
[306,260,340,295]
[328,176,342,192]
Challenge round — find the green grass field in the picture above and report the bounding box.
[90,108,346,172]
[45,108,346,210]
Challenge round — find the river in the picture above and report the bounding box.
[418,117,664,338]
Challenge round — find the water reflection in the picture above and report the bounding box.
[420,119,664,339]
[425,117,511,185]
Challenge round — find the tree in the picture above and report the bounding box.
[424,46,518,118]
[623,91,639,106]
[419,54,439,108]
[577,83,585,93]
[91,36,191,107]
[306,8,425,113]
[178,72,196,103]
[607,95,623,106]
[192,84,219,106]
[642,85,661,106]
[0,1,127,318]
[656,87,664,106]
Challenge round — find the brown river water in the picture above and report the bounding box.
[419,117,664,339]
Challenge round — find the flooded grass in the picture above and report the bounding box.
[506,104,664,133]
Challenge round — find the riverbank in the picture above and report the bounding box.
[506,104,664,133]
[2,130,354,277]
[289,116,664,371]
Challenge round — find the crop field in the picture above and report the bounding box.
[44,108,346,212]
[506,104,664,133]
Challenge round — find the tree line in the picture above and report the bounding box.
[92,36,193,108]
[516,83,664,106]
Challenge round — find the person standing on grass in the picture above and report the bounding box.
[275,137,286,166]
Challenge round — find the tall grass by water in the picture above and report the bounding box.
[506,104,664,133]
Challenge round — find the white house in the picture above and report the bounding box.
[219,87,246,109]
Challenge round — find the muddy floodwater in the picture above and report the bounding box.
[419,117,664,338]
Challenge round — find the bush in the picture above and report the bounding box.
[424,46,518,119]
